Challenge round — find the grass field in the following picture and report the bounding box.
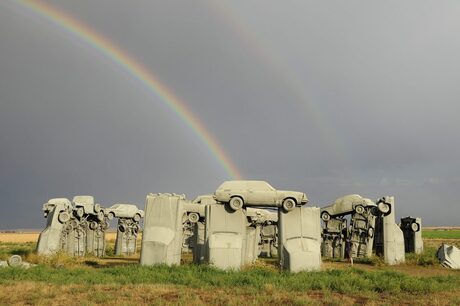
[1,231,460,305]
[423,229,460,239]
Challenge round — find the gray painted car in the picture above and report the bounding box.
[214,180,308,211]
[320,194,377,221]
[72,195,103,220]
[104,204,144,221]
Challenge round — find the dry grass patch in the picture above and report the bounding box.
[1,282,460,305]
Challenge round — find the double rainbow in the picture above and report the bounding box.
[17,0,241,179]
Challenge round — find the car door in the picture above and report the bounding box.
[249,182,276,205]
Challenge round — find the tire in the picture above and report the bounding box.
[282,198,296,212]
[97,211,105,221]
[89,221,98,230]
[94,203,101,213]
[411,222,420,232]
[118,223,127,233]
[377,201,391,215]
[321,211,331,222]
[70,220,79,229]
[8,255,22,267]
[355,205,365,215]
[188,212,200,223]
[107,212,115,220]
[133,213,141,222]
[370,207,379,216]
[58,211,70,224]
[229,197,244,211]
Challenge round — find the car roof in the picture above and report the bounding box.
[218,180,271,189]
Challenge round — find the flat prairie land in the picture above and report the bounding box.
[0,231,117,243]
[0,230,459,305]
[423,229,460,239]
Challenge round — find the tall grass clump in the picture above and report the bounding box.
[404,247,439,266]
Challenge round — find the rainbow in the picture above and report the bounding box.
[16,0,242,179]
[207,1,350,165]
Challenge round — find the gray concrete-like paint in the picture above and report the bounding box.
[204,204,246,270]
[278,206,321,272]
[37,198,72,255]
[437,244,460,269]
[115,217,140,256]
[349,208,376,259]
[140,194,184,265]
[400,216,423,254]
[374,196,405,265]
[321,218,346,260]
[193,221,206,264]
[38,196,112,257]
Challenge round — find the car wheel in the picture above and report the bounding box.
[94,203,101,213]
[188,212,200,223]
[118,223,127,233]
[8,255,22,267]
[355,205,365,215]
[97,211,105,221]
[377,201,391,215]
[229,197,244,211]
[70,219,79,229]
[58,211,70,224]
[370,207,379,216]
[133,213,141,222]
[89,221,98,230]
[411,222,420,232]
[282,198,296,212]
[107,212,115,220]
[321,211,331,222]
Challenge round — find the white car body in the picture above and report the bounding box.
[214,180,308,207]
[104,204,144,220]
[320,194,376,220]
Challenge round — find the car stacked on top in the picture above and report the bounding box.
[214,180,308,212]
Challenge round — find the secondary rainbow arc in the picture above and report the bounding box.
[17,0,242,179]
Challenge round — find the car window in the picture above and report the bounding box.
[257,181,275,191]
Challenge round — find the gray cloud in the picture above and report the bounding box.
[1,0,459,228]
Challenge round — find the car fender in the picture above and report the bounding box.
[229,194,246,203]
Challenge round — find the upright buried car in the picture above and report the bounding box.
[214,180,308,211]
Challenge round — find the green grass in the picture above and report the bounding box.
[423,229,460,239]
[0,264,459,295]
[0,242,35,260]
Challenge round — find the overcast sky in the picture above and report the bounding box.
[1,0,459,229]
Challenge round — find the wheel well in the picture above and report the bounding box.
[283,197,297,204]
[230,195,244,202]
[321,210,331,218]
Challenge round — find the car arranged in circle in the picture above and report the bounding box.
[104,204,144,222]
[214,180,308,211]
[320,194,390,222]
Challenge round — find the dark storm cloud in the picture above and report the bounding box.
[0,0,459,228]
